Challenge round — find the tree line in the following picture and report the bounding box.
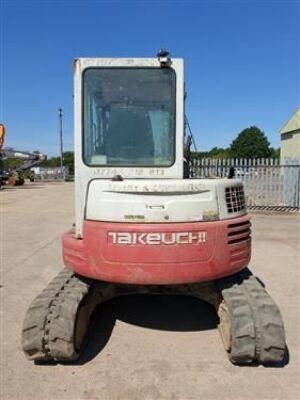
[192,126,280,159]
[40,151,74,174]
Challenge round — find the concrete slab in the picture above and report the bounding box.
[1,182,299,400]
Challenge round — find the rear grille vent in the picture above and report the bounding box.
[225,186,245,213]
[227,220,251,244]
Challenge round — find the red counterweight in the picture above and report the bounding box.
[63,215,251,285]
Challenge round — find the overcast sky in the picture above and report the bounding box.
[1,0,299,156]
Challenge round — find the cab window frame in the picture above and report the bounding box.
[81,66,177,168]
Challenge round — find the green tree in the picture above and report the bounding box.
[3,158,24,170]
[229,126,271,158]
[192,147,230,159]
[269,147,280,159]
[63,151,74,175]
[41,151,74,174]
[209,147,230,158]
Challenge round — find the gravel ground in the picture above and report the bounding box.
[1,182,299,400]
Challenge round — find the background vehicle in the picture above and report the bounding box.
[1,148,45,185]
[22,51,285,365]
[0,124,45,186]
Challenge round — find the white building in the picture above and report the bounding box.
[280,109,300,163]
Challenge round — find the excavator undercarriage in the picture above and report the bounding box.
[22,267,285,365]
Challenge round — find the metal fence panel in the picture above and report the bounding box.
[32,166,69,181]
[191,157,300,209]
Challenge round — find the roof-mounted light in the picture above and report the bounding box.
[157,49,171,68]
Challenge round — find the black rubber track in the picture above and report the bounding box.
[22,269,93,361]
[45,274,92,361]
[22,269,74,361]
[218,278,256,364]
[217,268,286,365]
[242,273,286,363]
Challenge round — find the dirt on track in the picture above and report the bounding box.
[1,182,299,400]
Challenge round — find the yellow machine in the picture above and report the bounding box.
[0,124,5,151]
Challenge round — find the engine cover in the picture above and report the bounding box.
[85,178,245,223]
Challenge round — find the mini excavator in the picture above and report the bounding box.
[22,51,286,365]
